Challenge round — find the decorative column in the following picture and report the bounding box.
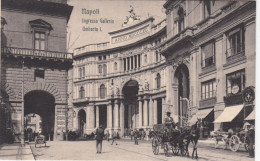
[73,109,79,130]
[153,99,158,124]
[120,100,125,137]
[162,97,166,124]
[113,100,119,131]
[107,101,113,134]
[138,97,143,128]
[96,106,99,128]
[149,97,153,127]
[143,97,148,127]
[86,103,95,134]
[128,104,132,128]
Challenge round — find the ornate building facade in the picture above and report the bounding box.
[1,0,73,141]
[71,0,256,137]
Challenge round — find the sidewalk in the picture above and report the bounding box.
[0,143,35,160]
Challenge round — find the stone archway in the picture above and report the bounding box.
[18,82,63,104]
[122,80,139,130]
[173,63,190,127]
[78,109,86,137]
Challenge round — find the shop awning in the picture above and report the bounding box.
[214,104,244,123]
[189,108,213,124]
[245,109,255,121]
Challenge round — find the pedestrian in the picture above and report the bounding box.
[95,125,105,154]
[111,131,118,145]
[106,130,110,142]
[247,125,255,158]
[134,129,139,145]
[130,129,133,140]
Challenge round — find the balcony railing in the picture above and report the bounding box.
[1,46,73,59]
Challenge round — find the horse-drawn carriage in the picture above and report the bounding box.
[212,130,249,152]
[150,123,200,159]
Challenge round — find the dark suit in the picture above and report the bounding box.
[95,127,104,153]
[247,129,255,157]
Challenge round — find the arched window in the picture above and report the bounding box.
[114,62,117,71]
[156,73,161,89]
[177,7,185,33]
[79,86,85,99]
[99,84,106,98]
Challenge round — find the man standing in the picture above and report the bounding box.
[165,112,175,130]
[134,129,139,145]
[106,130,110,142]
[247,125,255,158]
[95,125,104,154]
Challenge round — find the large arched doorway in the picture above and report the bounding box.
[78,109,86,137]
[122,80,139,131]
[24,90,55,141]
[174,64,189,127]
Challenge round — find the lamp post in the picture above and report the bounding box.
[21,60,25,146]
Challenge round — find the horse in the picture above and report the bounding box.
[184,119,202,159]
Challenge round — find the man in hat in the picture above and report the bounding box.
[95,125,105,154]
[165,112,175,130]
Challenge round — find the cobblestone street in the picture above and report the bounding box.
[29,139,254,160]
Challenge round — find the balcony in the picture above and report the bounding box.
[1,46,73,60]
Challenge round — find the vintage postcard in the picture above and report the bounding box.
[0,0,256,160]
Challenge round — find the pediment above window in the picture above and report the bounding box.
[29,19,53,31]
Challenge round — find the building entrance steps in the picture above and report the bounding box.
[0,143,35,160]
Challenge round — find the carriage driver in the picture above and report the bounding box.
[165,112,175,130]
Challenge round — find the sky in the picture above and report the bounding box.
[67,0,166,52]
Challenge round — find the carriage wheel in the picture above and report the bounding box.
[229,135,240,152]
[152,138,159,155]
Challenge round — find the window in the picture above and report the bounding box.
[201,79,216,99]
[35,69,44,81]
[98,65,102,74]
[123,58,126,71]
[78,68,82,79]
[144,54,147,63]
[99,84,106,98]
[103,55,106,60]
[79,86,85,99]
[156,51,159,62]
[201,40,215,68]
[203,0,211,19]
[114,62,117,71]
[226,27,245,58]
[226,69,245,95]
[98,56,102,61]
[156,73,161,89]
[177,7,185,33]
[103,64,107,75]
[82,67,85,78]
[34,32,45,50]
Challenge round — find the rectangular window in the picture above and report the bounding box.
[35,69,44,81]
[138,54,141,67]
[123,58,126,71]
[226,27,245,58]
[82,67,85,78]
[34,32,45,50]
[98,65,102,74]
[201,79,216,100]
[201,41,215,68]
[226,69,245,95]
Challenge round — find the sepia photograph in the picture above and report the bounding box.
[0,0,257,160]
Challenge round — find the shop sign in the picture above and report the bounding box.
[242,86,255,104]
[231,85,239,94]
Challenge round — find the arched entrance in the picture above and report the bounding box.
[122,80,139,130]
[174,64,190,127]
[24,90,55,141]
[78,109,86,137]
